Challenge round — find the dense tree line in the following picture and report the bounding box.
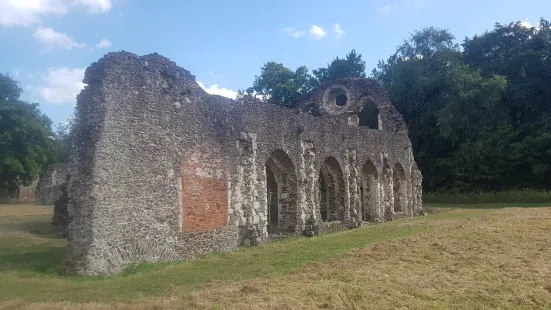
[241,18,551,192]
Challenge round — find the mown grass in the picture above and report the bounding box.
[424,189,551,204]
[0,204,430,303]
[1,203,551,309]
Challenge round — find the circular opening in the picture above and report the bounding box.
[335,94,347,106]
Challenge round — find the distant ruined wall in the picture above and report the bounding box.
[64,51,424,276]
[36,163,68,205]
[0,181,37,204]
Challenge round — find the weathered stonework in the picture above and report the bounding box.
[0,181,37,204]
[36,163,68,205]
[53,180,69,237]
[62,51,424,276]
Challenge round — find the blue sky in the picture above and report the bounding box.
[1,0,549,126]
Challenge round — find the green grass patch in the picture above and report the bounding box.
[0,213,434,303]
[0,237,66,276]
[424,189,551,204]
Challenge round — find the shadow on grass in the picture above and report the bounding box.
[0,240,66,276]
[2,219,58,239]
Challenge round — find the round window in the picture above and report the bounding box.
[335,93,347,106]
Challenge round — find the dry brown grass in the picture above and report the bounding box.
[1,205,551,309]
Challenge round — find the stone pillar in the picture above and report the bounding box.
[299,140,316,231]
[235,132,265,244]
[345,149,361,227]
[381,153,394,221]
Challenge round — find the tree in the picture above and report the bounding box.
[52,113,75,164]
[311,49,367,87]
[0,73,56,196]
[462,19,551,188]
[372,27,510,191]
[240,50,367,108]
[238,62,313,108]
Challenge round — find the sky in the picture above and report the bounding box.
[1,0,550,126]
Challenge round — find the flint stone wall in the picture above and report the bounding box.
[36,163,68,205]
[64,51,424,276]
[53,180,69,237]
[0,181,37,204]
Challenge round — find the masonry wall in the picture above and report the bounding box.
[65,51,423,276]
[36,163,68,205]
[0,181,37,204]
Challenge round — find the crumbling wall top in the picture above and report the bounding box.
[296,78,409,133]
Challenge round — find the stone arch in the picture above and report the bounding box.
[318,157,345,222]
[393,163,407,213]
[265,150,298,234]
[360,160,379,221]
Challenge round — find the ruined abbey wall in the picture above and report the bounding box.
[0,181,37,204]
[63,52,423,276]
[36,163,68,205]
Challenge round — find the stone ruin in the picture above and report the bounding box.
[57,51,424,276]
[1,163,67,205]
[35,163,68,205]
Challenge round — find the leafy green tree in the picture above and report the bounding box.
[0,73,56,196]
[51,113,75,164]
[372,27,510,191]
[238,62,313,108]
[311,49,367,87]
[462,18,551,189]
[240,50,367,108]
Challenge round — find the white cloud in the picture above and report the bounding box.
[73,0,112,13]
[283,27,305,38]
[520,19,533,29]
[39,67,85,104]
[518,19,547,32]
[197,82,238,99]
[0,0,112,27]
[34,26,85,50]
[333,23,345,38]
[95,38,111,48]
[0,0,67,26]
[310,25,326,40]
[376,5,391,13]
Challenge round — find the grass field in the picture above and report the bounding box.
[1,204,551,309]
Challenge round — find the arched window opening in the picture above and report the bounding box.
[318,157,345,222]
[265,150,298,234]
[319,171,328,221]
[361,160,379,222]
[359,103,380,129]
[266,165,279,232]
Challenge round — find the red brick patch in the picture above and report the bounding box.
[181,151,228,232]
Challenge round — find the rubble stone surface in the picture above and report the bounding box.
[61,51,424,275]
